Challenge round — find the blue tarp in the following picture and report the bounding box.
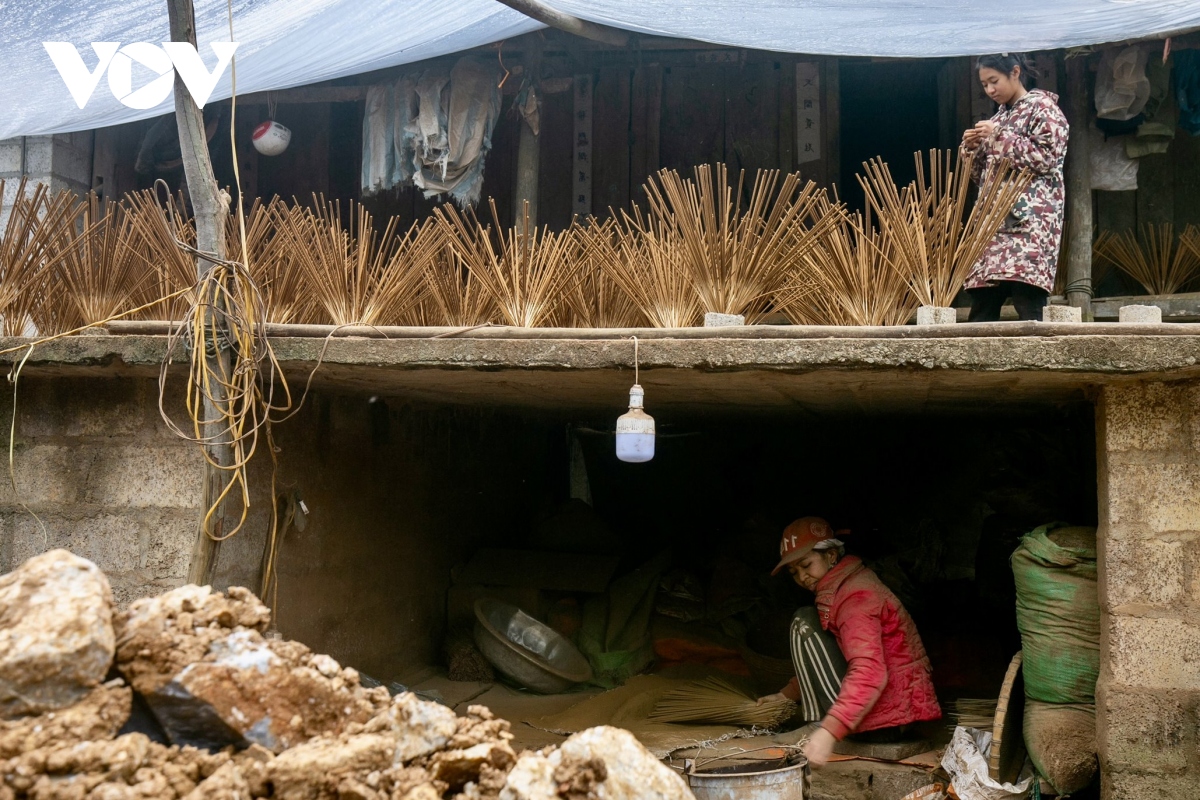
[3,0,1199,138]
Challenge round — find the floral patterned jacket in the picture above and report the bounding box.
[963,89,1070,293]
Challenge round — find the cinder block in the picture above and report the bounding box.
[1098,683,1196,773]
[143,511,200,580]
[1107,616,1200,690]
[1107,464,1200,533]
[1104,534,1184,610]
[14,378,148,439]
[1043,304,1083,323]
[916,305,956,325]
[0,445,91,507]
[84,445,204,509]
[1119,304,1163,324]
[703,312,745,327]
[1101,383,1190,454]
[6,512,141,574]
[1103,770,1200,800]
[109,576,185,610]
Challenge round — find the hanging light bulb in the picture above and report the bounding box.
[616,337,655,463]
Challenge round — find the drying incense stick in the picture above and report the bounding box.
[1096,223,1200,296]
[859,150,1032,309]
[436,200,583,328]
[419,218,498,327]
[649,677,797,728]
[949,698,998,731]
[559,218,646,328]
[596,205,702,328]
[38,193,155,335]
[0,179,83,336]
[640,165,834,323]
[276,196,431,326]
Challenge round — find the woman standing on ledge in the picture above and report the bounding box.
[961,53,1070,322]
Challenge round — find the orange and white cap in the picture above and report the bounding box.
[771,516,842,576]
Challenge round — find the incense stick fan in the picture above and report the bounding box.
[650,677,797,728]
[1095,223,1200,296]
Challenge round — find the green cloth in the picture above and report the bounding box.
[578,552,670,687]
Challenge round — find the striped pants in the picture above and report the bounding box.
[789,606,848,722]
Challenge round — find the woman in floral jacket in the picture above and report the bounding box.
[961,53,1070,322]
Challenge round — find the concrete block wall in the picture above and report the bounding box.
[0,133,94,228]
[1097,380,1200,798]
[0,376,203,605]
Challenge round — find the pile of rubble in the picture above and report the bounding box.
[0,550,694,800]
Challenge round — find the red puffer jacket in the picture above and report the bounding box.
[787,556,941,739]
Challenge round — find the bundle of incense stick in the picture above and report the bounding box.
[649,677,797,728]
[949,698,997,731]
[1095,223,1200,295]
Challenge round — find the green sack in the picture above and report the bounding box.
[1012,523,1100,704]
[1023,699,1098,796]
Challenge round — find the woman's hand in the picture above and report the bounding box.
[974,120,998,141]
[802,726,837,768]
[756,692,788,706]
[961,128,981,152]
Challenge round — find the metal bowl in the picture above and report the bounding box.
[473,598,593,693]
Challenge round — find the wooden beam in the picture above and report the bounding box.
[494,0,629,47]
[1064,54,1094,318]
[228,86,367,106]
[167,0,235,588]
[514,37,543,228]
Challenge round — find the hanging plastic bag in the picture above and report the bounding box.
[941,727,1034,800]
[1089,127,1138,191]
[1095,46,1151,121]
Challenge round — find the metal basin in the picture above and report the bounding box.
[472,598,593,693]
[687,757,809,800]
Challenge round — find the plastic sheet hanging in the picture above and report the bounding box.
[1096,46,1151,122]
[361,57,501,207]
[941,727,1034,800]
[1089,127,1138,192]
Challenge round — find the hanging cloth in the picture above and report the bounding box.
[1176,50,1200,136]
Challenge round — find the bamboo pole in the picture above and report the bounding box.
[493,0,629,47]
[1064,54,1094,319]
[167,0,234,587]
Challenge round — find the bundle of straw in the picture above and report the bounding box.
[649,677,796,728]
[641,165,833,322]
[436,200,581,328]
[860,150,1032,309]
[38,193,154,335]
[1095,223,1200,296]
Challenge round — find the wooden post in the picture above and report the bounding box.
[167,0,234,586]
[1064,54,1093,318]
[514,37,543,228]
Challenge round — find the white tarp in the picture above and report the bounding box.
[3,0,1200,138]
[561,0,1200,59]
[0,0,540,139]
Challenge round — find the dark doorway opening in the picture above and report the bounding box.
[839,59,942,212]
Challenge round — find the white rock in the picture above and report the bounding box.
[501,726,693,800]
[0,550,115,718]
[384,692,460,764]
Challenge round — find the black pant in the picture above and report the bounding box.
[967,281,1048,322]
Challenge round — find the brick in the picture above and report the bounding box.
[84,444,203,509]
[1104,534,1186,610]
[6,512,140,574]
[1108,464,1200,533]
[1099,684,1196,773]
[1104,770,1200,799]
[1107,616,1200,690]
[1103,383,1190,454]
